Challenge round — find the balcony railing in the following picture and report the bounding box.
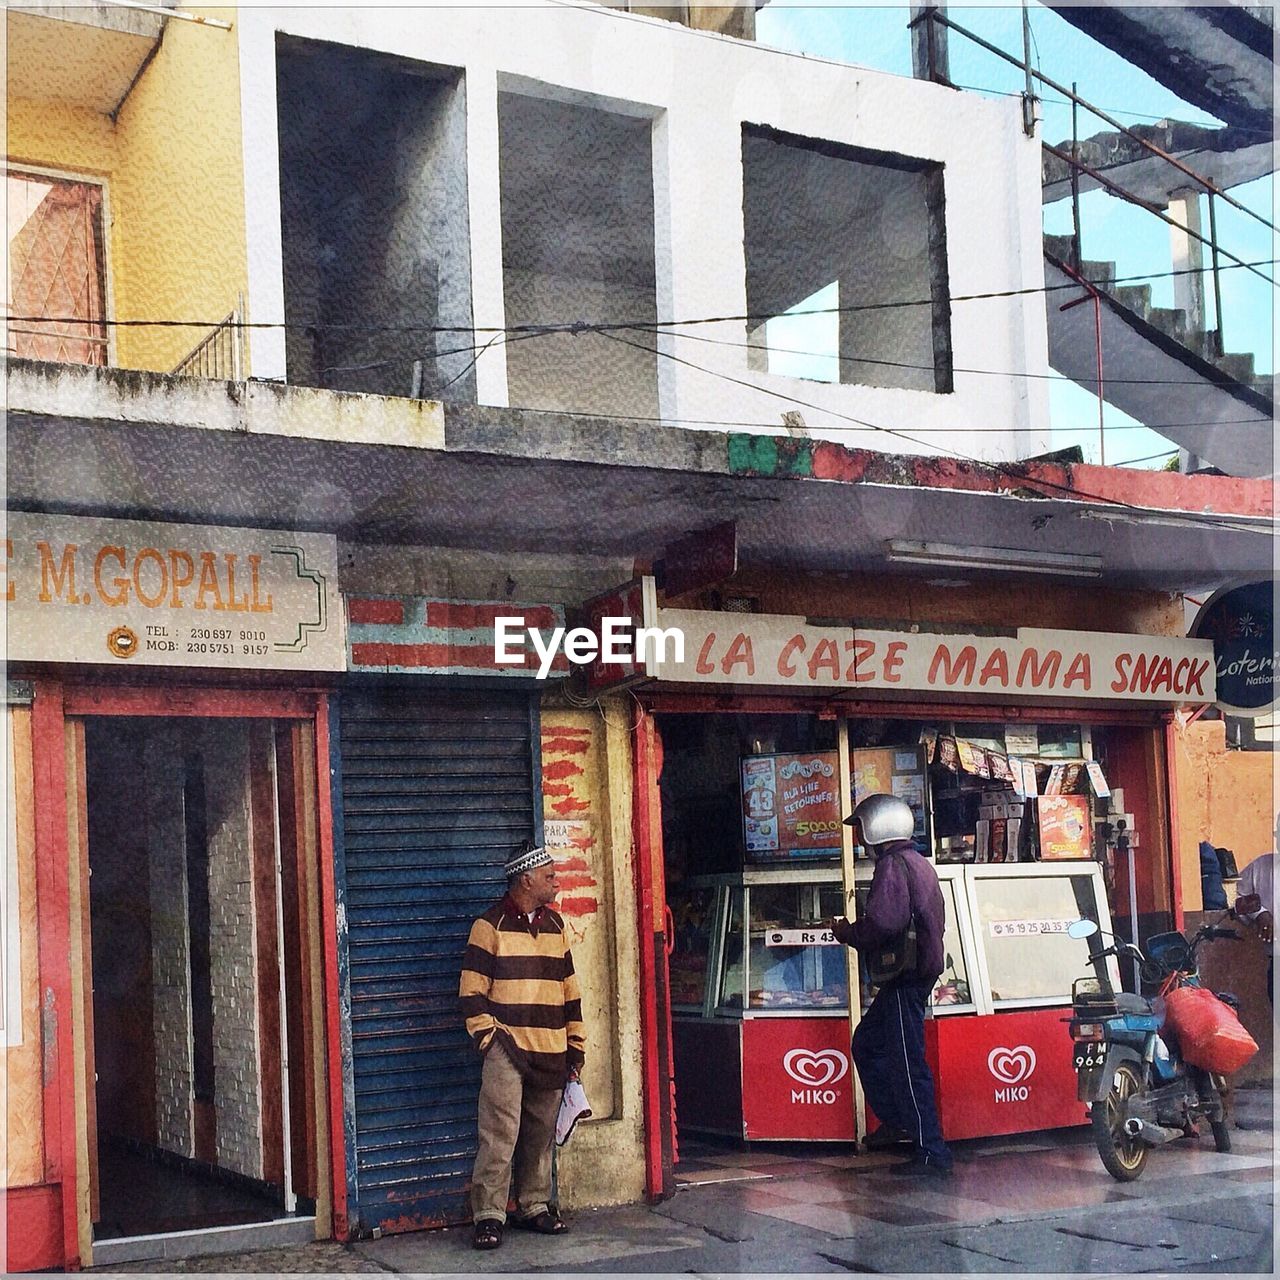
[172,303,246,381]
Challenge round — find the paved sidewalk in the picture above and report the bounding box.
[96,1086,1274,1275]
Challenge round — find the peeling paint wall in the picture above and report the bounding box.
[539,701,645,1208]
[1173,718,1275,912]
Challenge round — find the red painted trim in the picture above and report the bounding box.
[640,691,1163,726]
[313,696,349,1241]
[30,681,79,1270]
[5,1183,63,1273]
[1164,721,1185,932]
[630,710,664,1202]
[1071,462,1274,519]
[62,686,317,719]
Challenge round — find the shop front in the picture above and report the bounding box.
[4,513,349,1271]
[606,581,1213,1166]
[332,596,559,1236]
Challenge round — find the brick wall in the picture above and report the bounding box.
[202,722,263,1180]
[147,727,196,1158]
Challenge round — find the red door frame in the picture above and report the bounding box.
[631,689,1178,1183]
[27,678,348,1270]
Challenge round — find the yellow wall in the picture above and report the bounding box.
[1173,718,1276,912]
[6,6,248,374]
[539,701,646,1209]
[5,705,45,1188]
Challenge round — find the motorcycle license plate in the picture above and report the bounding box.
[1072,1041,1106,1070]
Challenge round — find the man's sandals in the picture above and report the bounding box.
[473,1220,502,1250]
[514,1209,569,1235]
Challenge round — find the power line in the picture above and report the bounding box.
[8,254,1275,340]
[628,322,1278,390]
[597,327,1274,536]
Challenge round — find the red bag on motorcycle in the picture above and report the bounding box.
[1162,985,1259,1074]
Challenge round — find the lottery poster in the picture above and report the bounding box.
[742,752,841,861]
[1036,794,1093,861]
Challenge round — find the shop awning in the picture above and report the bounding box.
[7,360,1273,599]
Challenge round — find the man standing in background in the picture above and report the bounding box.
[460,840,586,1250]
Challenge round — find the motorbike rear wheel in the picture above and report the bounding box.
[1091,1061,1150,1181]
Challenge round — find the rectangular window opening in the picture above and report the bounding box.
[276,36,475,401]
[741,124,953,394]
[498,90,659,418]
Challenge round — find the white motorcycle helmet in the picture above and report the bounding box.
[845,793,915,848]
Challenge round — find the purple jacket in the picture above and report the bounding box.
[833,839,946,985]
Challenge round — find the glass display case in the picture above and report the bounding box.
[670,861,1118,1142]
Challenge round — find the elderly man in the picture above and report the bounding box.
[460,840,586,1250]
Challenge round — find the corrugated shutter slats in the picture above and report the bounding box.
[340,691,535,1233]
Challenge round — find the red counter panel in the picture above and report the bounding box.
[741,1016,856,1141]
[926,1007,1088,1141]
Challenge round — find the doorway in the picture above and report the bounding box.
[80,715,320,1242]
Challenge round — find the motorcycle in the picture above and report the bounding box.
[1066,915,1243,1181]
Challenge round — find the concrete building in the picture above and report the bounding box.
[3,1,1273,1271]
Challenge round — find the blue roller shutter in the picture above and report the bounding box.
[336,689,539,1234]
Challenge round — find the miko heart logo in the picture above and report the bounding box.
[783,1048,849,1087]
[987,1045,1037,1085]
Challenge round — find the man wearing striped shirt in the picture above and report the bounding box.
[460,841,586,1250]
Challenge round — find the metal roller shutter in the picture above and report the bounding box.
[336,689,539,1234]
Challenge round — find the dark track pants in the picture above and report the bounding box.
[852,979,952,1169]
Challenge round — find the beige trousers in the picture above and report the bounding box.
[470,1041,561,1224]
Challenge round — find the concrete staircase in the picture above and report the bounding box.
[1041,233,1273,476]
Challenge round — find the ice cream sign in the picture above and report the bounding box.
[4,513,344,671]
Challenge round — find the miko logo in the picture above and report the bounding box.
[783,1049,849,1105]
[988,1045,1036,1102]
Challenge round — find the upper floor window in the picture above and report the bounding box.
[741,125,953,394]
[5,168,108,366]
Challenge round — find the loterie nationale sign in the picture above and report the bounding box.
[4,513,344,671]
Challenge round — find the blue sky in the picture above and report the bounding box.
[754,2,1274,468]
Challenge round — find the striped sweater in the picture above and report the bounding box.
[459,896,586,1089]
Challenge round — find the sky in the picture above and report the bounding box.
[754,2,1275,469]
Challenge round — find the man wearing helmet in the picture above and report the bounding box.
[828,793,953,1176]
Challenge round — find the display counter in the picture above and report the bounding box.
[670,862,1118,1142]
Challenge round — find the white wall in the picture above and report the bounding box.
[238,4,1052,460]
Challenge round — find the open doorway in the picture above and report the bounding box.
[82,716,319,1242]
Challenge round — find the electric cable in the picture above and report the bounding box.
[595,326,1275,536]
[8,253,1276,340]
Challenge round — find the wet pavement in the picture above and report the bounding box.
[94,1084,1274,1275]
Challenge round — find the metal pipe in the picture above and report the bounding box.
[1043,141,1275,287]
[99,0,232,29]
[1021,4,1036,137]
[1071,82,1082,272]
[1056,258,1106,463]
[1208,193,1225,358]
[930,9,1277,233]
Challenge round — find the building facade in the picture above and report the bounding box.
[4,2,1273,1270]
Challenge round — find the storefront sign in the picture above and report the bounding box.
[646,602,1215,705]
[741,1018,856,1141]
[1190,580,1276,718]
[4,513,343,671]
[741,752,842,861]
